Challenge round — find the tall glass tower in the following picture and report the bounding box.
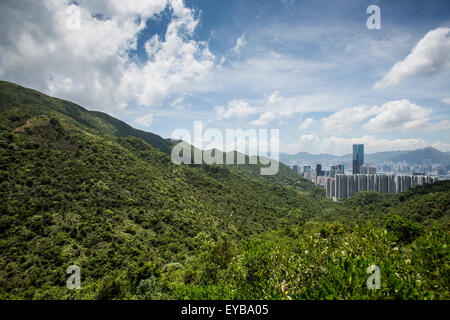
[353,144,364,174]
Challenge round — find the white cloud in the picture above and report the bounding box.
[0,0,214,112]
[266,90,283,105]
[215,100,257,119]
[299,118,315,130]
[282,134,447,155]
[230,34,247,56]
[374,28,450,89]
[441,97,450,105]
[134,113,154,127]
[215,91,284,124]
[320,105,378,133]
[249,91,284,125]
[121,0,215,108]
[169,95,189,110]
[318,99,448,134]
[251,112,277,126]
[431,120,450,131]
[363,99,433,132]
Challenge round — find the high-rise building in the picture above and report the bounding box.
[329,173,438,200]
[361,165,376,174]
[316,164,323,177]
[353,144,364,174]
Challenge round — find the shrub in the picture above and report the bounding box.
[383,215,424,243]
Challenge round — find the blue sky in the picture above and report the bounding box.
[0,0,449,155]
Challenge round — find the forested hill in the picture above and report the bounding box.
[0,80,315,193]
[0,81,323,299]
[0,81,174,154]
[0,81,448,300]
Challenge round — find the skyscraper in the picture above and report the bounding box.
[316,164,322,176]
[352,144,364,174]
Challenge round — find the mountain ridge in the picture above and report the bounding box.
[0,80,315,189]
[0,80,174,155]
[281,147,450,166]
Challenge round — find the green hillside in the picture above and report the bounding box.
[181,145,322,198]
[0,80,316,193]
[0,81,323,299]
[0,81,174,154]
[0,81,448,300]
[314,181,450,229]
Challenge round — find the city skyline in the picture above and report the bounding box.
[295,143,448,199]
[294,143,443,200]
[327,173,438,200]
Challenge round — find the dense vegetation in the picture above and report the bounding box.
[0,81,448,300]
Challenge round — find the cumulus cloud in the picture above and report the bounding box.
[320,105,378,133]
[374,28,450,89]
[214,91,284,125]
[121,1,215,108]
[0,0,214,112]
[363,99,433,132]
[246,91,286,126]
[251,112,277,126]
[215,100,257,119]
[134,113,154,127]
[266,91,283,105]
[320,99,448,133]
[299,118,315,130]
[282,134,446,155]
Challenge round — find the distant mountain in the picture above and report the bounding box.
[280,147,450,166]
[280,152,348,165]
[388,147,450,165]
[365,150,410,163]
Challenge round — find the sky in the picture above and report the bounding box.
[0,0,449,155]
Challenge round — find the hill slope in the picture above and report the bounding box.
[0,81,323,299]
[0,81,174,154]
[0,81,448,300]
[0,80,316,194]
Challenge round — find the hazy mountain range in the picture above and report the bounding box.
[280,147,450,166]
